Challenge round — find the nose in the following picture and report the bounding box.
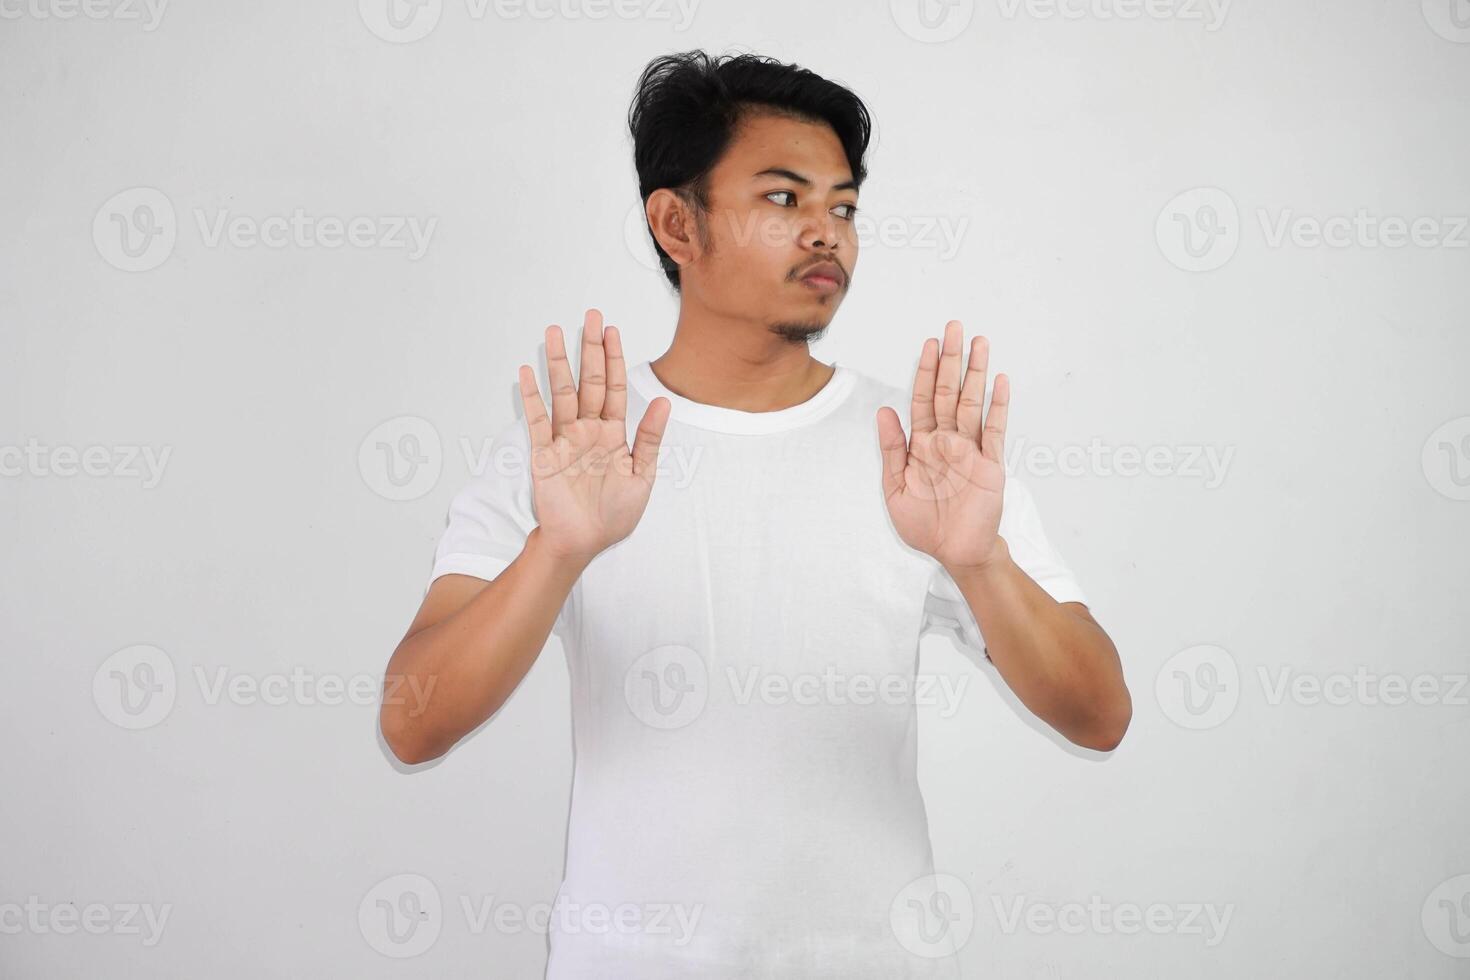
[796,206,843,253]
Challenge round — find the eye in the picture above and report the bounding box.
[766,191,860,222]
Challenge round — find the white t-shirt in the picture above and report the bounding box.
[430,359,1089,979]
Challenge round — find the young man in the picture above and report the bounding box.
[381,50,1130,978]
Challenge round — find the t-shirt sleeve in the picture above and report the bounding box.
[921,474,1089,664]
[427,415,573,641]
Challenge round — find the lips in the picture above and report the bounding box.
[799,261,845,292]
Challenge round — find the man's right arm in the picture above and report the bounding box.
[380,526,588,765]
[379,310,669,765]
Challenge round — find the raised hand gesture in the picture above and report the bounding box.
[518,309,671,564]
[876,320,1009,572]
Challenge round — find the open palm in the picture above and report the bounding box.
[518,309,670,563]
[876,320,1009,572]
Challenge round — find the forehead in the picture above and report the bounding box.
[712,109,853,185]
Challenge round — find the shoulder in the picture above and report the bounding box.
[445,413,535,513]
[837,363,911,417]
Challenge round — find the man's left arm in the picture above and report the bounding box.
[877,322,1132,752]
[946,539,1130,751]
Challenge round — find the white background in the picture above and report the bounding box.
[3,0,1468,976]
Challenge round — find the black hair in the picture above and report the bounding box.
[627,50,874,292]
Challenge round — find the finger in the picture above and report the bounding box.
[934,320,964,431]
[910,337,940,433]
[578,309,607,420]
[630,396,671,481]
[545,324,578,437]
[602,324,627,422]
[982,373,1010,465]
[957,335,989,444]
[876,406,908,501]
[517,363,553,452]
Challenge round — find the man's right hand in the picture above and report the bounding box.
[518,308,671,565]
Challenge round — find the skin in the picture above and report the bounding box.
[380,108,1130,764]
[640,108,859,411]
[877,322,1131,751]
[380,317,667,765]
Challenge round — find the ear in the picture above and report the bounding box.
[645,188,702,271]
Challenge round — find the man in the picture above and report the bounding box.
[381,50,1130,978]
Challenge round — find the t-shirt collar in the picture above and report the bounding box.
[628,360,856,434]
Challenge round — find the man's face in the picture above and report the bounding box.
[681,111,860,341]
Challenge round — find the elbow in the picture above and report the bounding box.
[380,657,449,765]
[1077,724,1126,753]
[385,737,431,767]
[381,707,440,766]
[1074,690,1133,752]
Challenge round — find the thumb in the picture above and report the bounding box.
[876,407,908,500]
[630,397,671,481]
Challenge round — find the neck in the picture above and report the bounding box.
[649,302,835,413]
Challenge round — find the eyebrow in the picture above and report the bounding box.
[752,168,859,194]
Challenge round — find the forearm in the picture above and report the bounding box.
[946,538,1130,750]
[382,527,586,763]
